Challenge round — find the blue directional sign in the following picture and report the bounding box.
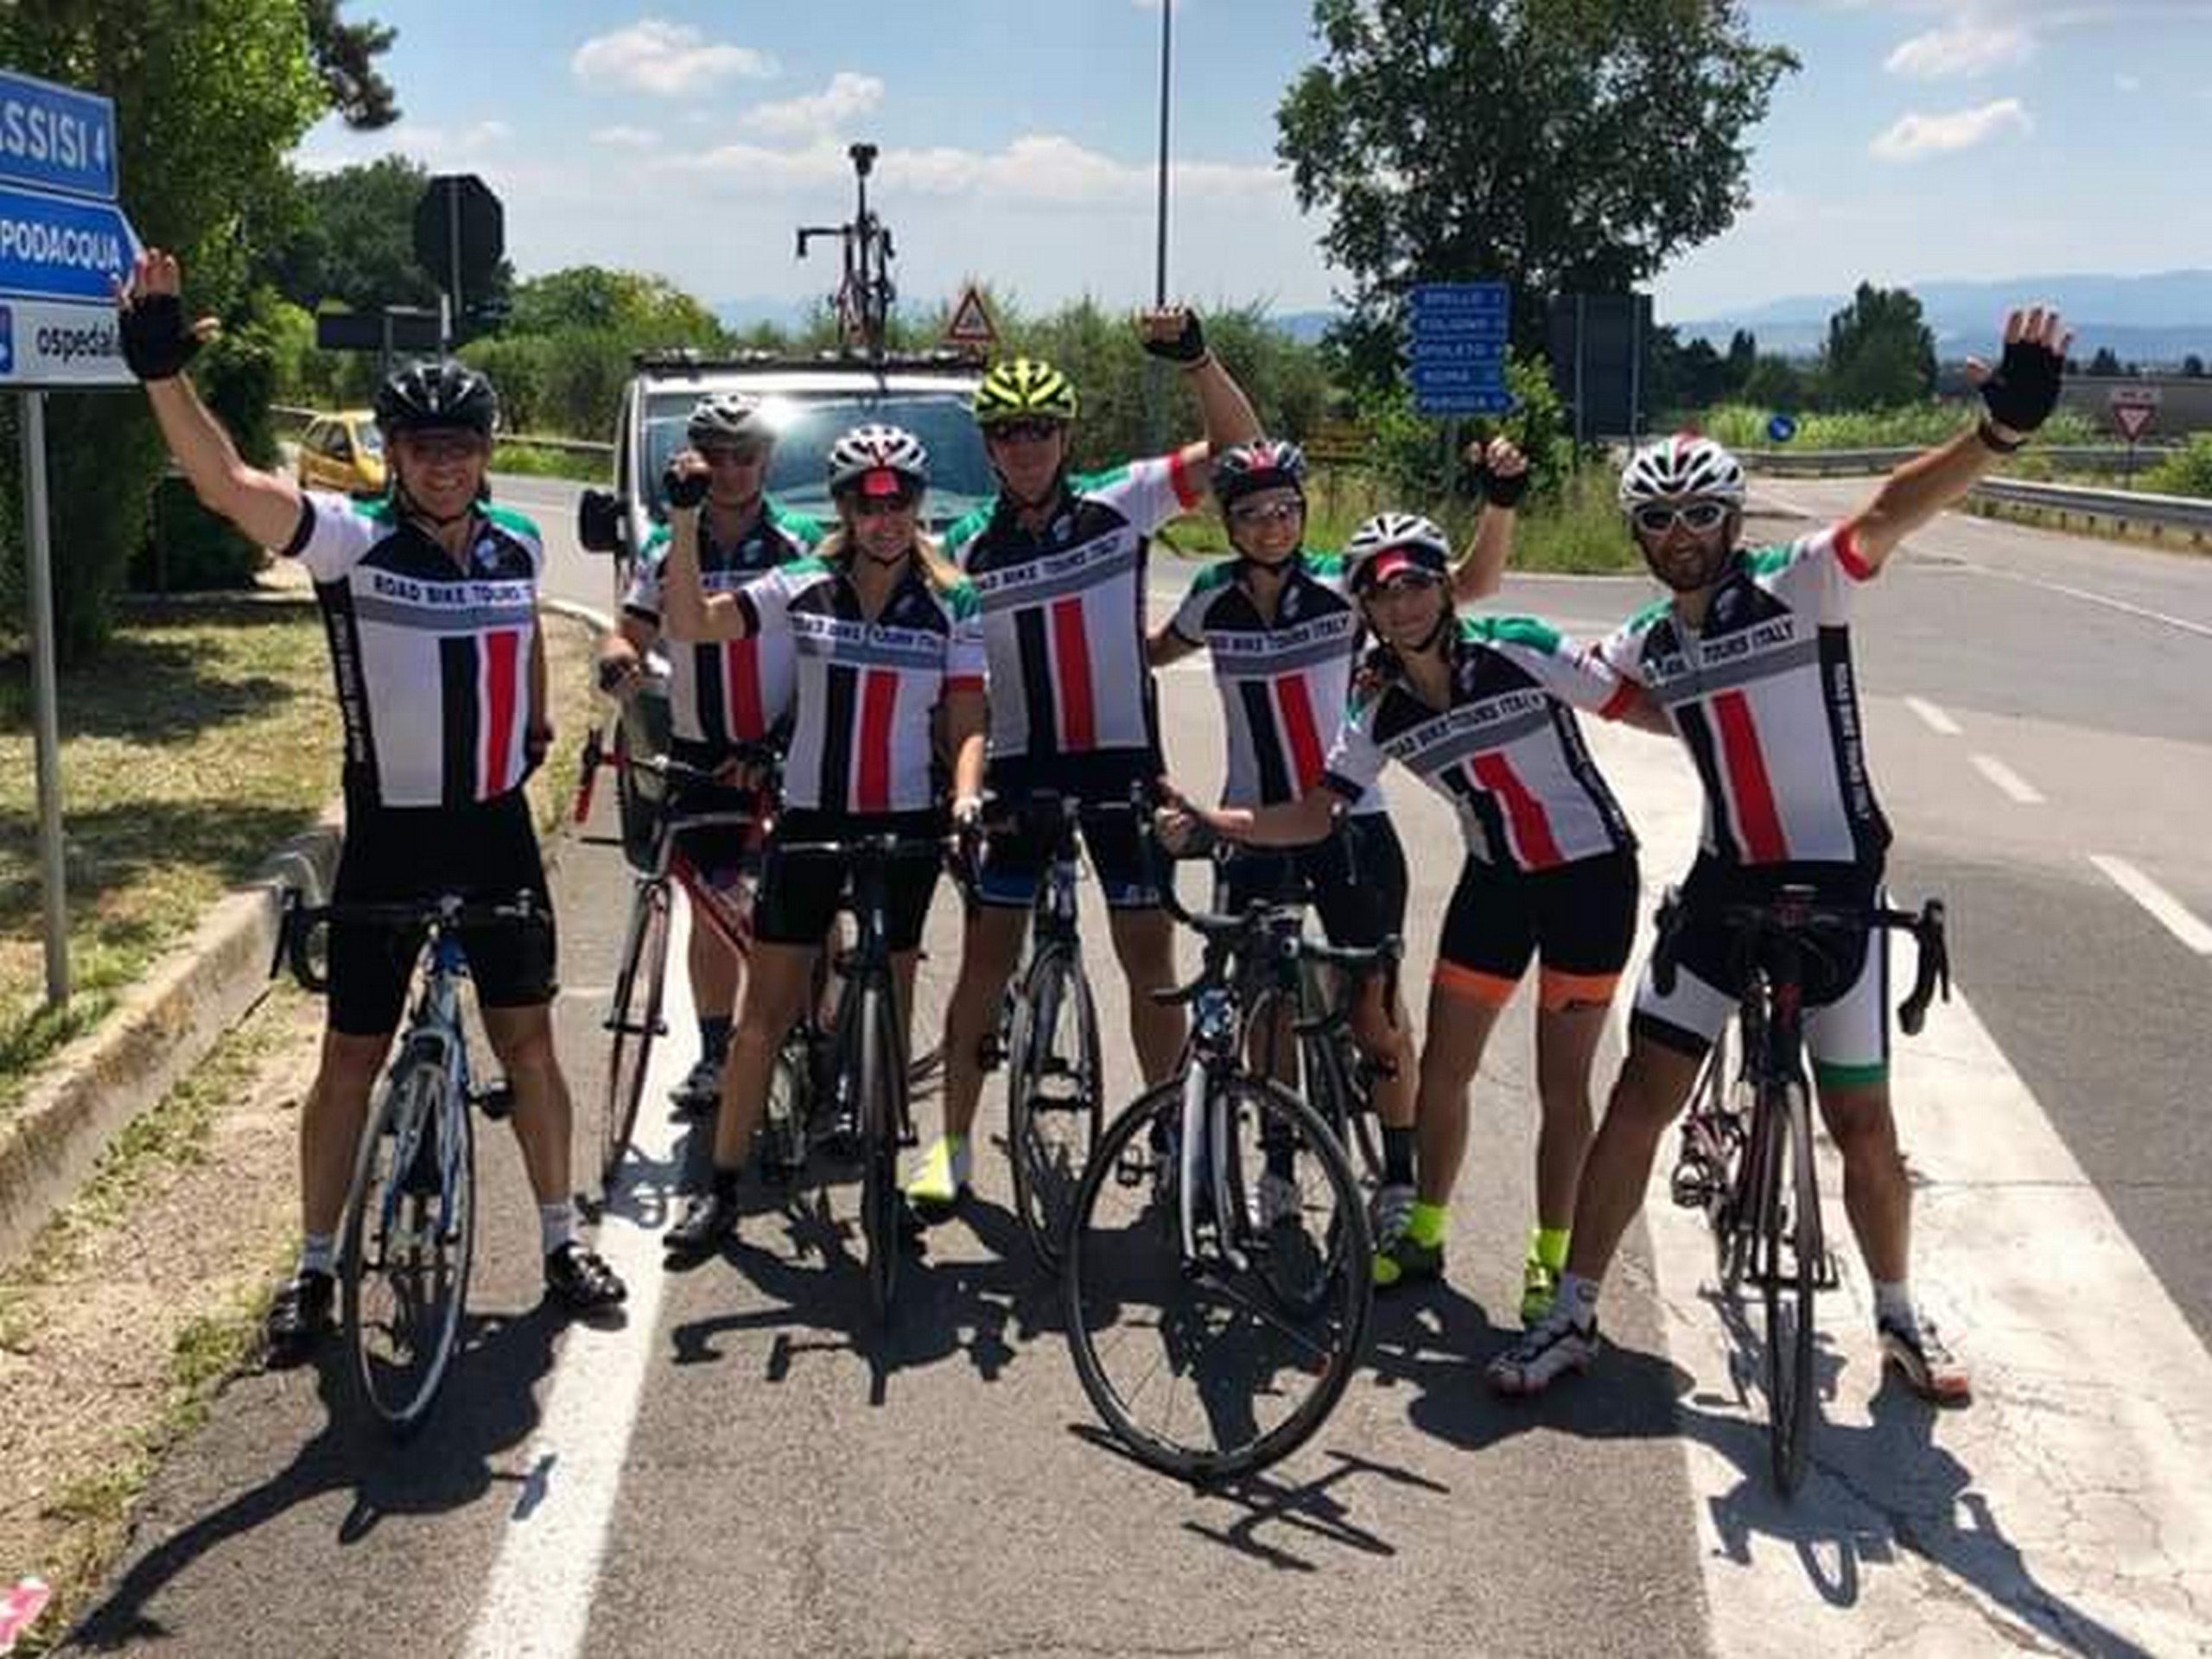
[1408,281,1512,416]
[1767,412,1799,444]
[0,70,118,201]
[0,183,137,302]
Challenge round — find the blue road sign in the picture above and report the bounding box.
[1410,282,1509,316]
[0,183,137,303]
[0,71,118,201]
[1408,282,1510,416]
[1767,412,1799,443]
[1408,337,1506,365]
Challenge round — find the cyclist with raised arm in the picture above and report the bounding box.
[595,394,821,1116]
[1166,479,1654,1319]
[912,308,1262,1217]
[117,250,626,1363]
[658,424,986,1255]
[1490,307,2071,1403]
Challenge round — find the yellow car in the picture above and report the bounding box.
[295,410,387,496]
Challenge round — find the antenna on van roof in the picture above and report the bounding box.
[796,142,895,365]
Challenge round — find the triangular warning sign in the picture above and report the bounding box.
[944,284,997,346]
[2112,402,2156,442]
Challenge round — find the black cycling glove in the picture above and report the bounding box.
[1976,334,2064,434]
[118,292,204,382]
[1141,310,1207,365]
[663,462,709,511]
[1480,467,1529,509]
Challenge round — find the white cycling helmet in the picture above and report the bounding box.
[1618,434,1746,510]
[1344,511,1452,593]
[827,423,931,498]
[686,391,773,447]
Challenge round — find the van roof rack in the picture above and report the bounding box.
[629,347,985,373]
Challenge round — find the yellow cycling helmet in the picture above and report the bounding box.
[972,357,1078,427]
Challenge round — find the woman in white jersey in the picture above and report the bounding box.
[657,424,987,1255]
[1166,495,1654,1325]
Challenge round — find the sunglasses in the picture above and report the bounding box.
[398,433,486,464]
[986,417,1065,444]
[849,492,920,518]
[1360,571,1444,597]
[1630,499,1730,535]
[700,442,768,466]
[1229,498,1305,526]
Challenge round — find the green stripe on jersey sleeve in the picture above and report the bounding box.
[1465,613,1564,654]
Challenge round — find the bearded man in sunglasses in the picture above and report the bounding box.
[1489,307,2071,1406]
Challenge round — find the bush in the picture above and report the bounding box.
[1696,401,2101,452]
[2142,433,2212,499]
[134,475,266,592]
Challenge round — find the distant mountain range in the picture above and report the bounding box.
[1674,270,2212,364]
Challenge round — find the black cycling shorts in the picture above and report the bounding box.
[976,749,1162,911]
[668,735,766,891]
[1434,848,1639,1012]
[327,789,556,1036]
[1217,811,1408,950]
[753,808,944,953]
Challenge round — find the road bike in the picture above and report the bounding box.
[1658,884,1949,1495]
[1062,844,1391,1481]
[272,889,539,1436]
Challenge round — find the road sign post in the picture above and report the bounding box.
[0,67,143,1005]
[413,175,502,351]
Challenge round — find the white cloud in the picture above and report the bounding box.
[592,125,662,149]
[1869,97,2031,159]
[1884,21,2037,78]
[293,118,512,174]
[571,19,777,98]
[740,73,885,139]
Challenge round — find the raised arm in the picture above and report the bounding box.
[657,457,752,641]
[1137,307,1262,483]
[120,250,305,551]
[1847,306,2070,575]
[1453,435,1529,604]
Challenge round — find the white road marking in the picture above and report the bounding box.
[1580,723,2212,1659]
[1904,696,1962,737]
[1969,564,2212,643]
[462,902,696,1659]
[2088,854,2212,956]
[1967,753,2045,804]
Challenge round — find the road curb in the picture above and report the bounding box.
[0,607,611,1272]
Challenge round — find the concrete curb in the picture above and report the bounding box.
[0,606,612,1272]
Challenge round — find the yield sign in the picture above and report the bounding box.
[944,283,996,346]
[2111,401,2157,442]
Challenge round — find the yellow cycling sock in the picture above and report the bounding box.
[1532,1224,1570,1272]
[1408,1199,1447,1249]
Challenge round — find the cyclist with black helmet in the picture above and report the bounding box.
[1490,306,2072,1403]
[117,250,626,1362]
[1164,488,1655,1321]
[658,423,986,1255]
[912,308,1262,1217]
[595,392,822,1116]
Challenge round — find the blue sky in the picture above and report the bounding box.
[293,1,2212,325]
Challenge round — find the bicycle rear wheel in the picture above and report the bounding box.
[855,982,907,1319]
[1064,1076,1372,1483]
[599,879,671,1198]
[1006,944,1103,1271]
[1762,1077,1821,1495]
[342,1052,475,1436]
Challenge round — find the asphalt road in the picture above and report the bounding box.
[60,476,2212,1657]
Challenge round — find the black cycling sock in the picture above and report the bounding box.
[698,1015,733,1063]
[1383,1125,1416,1187]
[711,1164,742,1200]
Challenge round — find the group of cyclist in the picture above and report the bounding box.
[117,242,2072,1411]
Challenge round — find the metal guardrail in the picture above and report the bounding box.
[1966,476,2212,537]
[271,404,613,458]
[1741,444,2179,477]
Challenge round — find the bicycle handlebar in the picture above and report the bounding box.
[572,723,781,824]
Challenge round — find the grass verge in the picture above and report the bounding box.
[493,441,609,486]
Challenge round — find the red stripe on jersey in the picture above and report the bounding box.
[1469,752,1564,869]
[855,669,898,812]
[1051,596,1095,750]
[1166,448,1203,510]
[481,627,523,795]
[722,637,765,739]
[1832,519,1873,582]
[1598,681,1638,721]
[945,673,984,695]
[1274,672,1326,792]
[1711,689,1788,861]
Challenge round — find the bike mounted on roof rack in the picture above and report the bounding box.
[798,141,897,364]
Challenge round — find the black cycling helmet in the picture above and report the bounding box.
[374,359,499,437]
[1213,437,1307,511]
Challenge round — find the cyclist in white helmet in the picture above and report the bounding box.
[1491,306,2072,1404]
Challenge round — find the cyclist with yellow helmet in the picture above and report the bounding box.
[911,309,1261,1216]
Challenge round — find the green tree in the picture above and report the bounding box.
[1821,282,1936,409]
[1276,0,1796,387]
[2182,353,2207,378]
[2086,346,2124,377]
[258,156,440,313]
[303,0,398,128]
[510,267,726,347]
[1724,329,1758,396]
[1742,353,1812,412]
[0,0,326,658]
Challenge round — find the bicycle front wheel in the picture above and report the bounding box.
[599,878,671,1198]
[1064,1075,1372,1483]
[1763,1076,1821,1495]
[1006,944,1103,1271]
[855,982,908,1320]
[341,1052,475,1436]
